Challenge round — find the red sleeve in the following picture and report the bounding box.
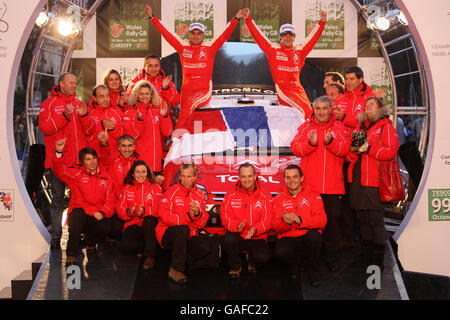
[158,187,182,226]
[160,82,180,106]
[300,20,326,57]
[52,155,81,187]
[100,178,116,218]
[38,98,69,136]
[325,122,351,157]
[160,114,173,138]
[220,193,240,233]
[122,109,145,139]
[244,17,273,56]
[272,196,294,234]
[290,124,317,158]
[210,18,239,53]
[296,192,327,230]
[253,196,273,237]
[104,109,124,141]
[151,16,184,53]
[367,123,399,162]
[116,185,133,221]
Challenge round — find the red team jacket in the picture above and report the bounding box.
[347,117,399,188]
[155,183,209,247]
[341,81,375,129]
[244,16,326,119]
[291,114,350,194]
[272,185,327,238]
[128,68,180,107]
[53,155,115,218]
[220,181,273,240]
[84,101,123,155]
[116,180,163,231]
[39,86,93,168]
[122,102,173,172]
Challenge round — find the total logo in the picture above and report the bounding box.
[216,175,280,184]
[111,23,124,38]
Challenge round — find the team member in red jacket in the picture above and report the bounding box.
[116,160,162,271]
[220,163,273,278]
[127,54,180,108]
[144,5,245,127]
[273,165,327,287]
[84,85,123,156]
[122,80,173,174]
[243,8,326,120]
[291,96,350,272]
[334,66,376,129]
[156,163,211,284]
[39,72,92,249]
[102,69,129,111]
[53,139,115,264]
[347,97,399,272]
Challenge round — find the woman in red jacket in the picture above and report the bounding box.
[116,160,162,271]
[122,80,173,176]
[102,68,129,111]
[347,96,399,272]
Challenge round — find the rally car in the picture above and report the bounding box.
[162,86,305,234]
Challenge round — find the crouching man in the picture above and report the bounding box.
[53,138,115,264]
[155,163,211,284]
[272,165,327,287]
[220,163,273,278]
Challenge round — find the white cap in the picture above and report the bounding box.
[189,22,205,33]
[280,23,296,36]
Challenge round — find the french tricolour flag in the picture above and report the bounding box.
[165,105,305,165]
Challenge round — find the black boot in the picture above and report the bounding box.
[373,243,385,272]
[361,240,373,270]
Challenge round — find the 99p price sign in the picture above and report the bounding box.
[428,189,450,221]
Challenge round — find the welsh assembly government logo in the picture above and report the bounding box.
[0,190,14,222]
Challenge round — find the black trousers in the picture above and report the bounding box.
[274,230,323,270]
[119,216,158,258]
[66,208,110,257]
[49,170,66,243]
[320,194,343,263]
[340,162,357,243]
[108,213,125,239]
[222,232,272,270]
[161,225,211,273]
[357,209,386,245]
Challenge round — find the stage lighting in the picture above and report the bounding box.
[35,11,50,28]
[375,16,390,31]
[398,11,408,25]
[57,18,73,37]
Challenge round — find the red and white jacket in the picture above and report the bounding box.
[116,180,162,231]
[39,86,93,168]
[340,81,376,129]
[156,182,209,247]
[122,102,173,172]
[127,68,180,107]
[220,180,273,240]
[291,114,350,194]
[347,117,399,187]
[53,155,115,218]
[83,101,123,156]
[272,185,327,239]
[245,16,325,119]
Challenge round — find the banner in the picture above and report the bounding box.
[174,0,215,40]
[240,0,281,44]
[358,57,393,107]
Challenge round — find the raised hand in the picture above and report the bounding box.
[309,129,318,145]
[324,130,333,144]
[144,4,152,18]
[55,138,66,153]
[97,130,108,146]
[235,8,246,19]
[162,74,172,89]
[102,118,115,130]
[77,101,88,116]
[160,100,168,117]
[241,8,250,19]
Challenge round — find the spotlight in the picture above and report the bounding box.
[35,11,50,28]
[398,11,408,25]
[375,16,390,31]
[58,18,73,37]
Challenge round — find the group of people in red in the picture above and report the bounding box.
[38,4,400,287]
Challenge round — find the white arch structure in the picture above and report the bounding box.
[0,0,448,295]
